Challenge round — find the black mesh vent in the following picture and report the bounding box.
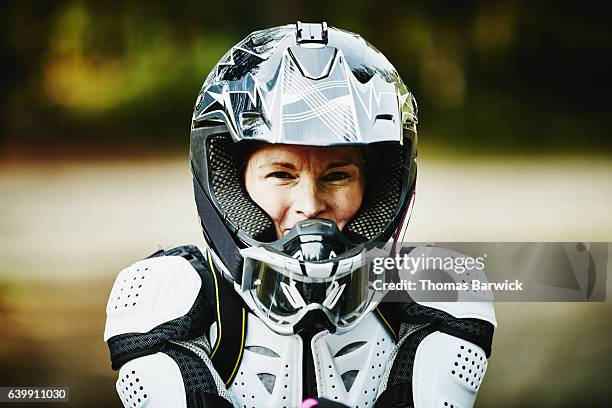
[164,344,219,394]
[388,326,435,387]
[346,144,405,240]
[207,134,274,240]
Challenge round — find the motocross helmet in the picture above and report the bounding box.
[190,22,418,335]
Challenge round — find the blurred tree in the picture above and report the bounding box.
[1,0,610,155]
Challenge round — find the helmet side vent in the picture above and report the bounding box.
[207,134,275,241]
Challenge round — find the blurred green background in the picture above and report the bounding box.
[2,0,611,156]
[0,1,611,407]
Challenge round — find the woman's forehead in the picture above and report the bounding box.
[249,144,362,165]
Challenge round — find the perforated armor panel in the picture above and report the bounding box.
[117,353,187,408]
[228,312,303,408]
[412,332,488,408]
[104,256,202,341]
[312,312,395,408]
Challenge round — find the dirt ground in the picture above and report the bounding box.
[0,155,610,407]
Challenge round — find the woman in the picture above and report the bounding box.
[104,22,495,408]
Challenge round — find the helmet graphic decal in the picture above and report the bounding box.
[280,50,359,143]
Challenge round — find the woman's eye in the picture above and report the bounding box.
[268,171,293,179]
[323,171,350,181]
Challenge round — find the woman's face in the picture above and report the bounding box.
[244,144,365,240]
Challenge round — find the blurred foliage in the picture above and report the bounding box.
[1,0,610,154]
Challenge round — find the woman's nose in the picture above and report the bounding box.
[293,178,326,218]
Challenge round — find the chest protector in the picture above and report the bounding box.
[106,245,495,408]
[224,310,395,408]
[191,246,400,407]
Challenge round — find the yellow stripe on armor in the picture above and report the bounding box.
[375,307,397,340]
[226,308,246,386]
[207,251,223,358]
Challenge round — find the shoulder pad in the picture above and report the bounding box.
[104,255,202,341]
[403,246,497,327]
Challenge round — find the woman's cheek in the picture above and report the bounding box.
[254,188,287,225]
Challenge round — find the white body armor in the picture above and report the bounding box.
[105,247,496,408]
[225,311,395,408]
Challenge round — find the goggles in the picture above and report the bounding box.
[238,219,388,334]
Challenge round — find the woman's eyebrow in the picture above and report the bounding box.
[326,161,357,169]
[258,161,297,170]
